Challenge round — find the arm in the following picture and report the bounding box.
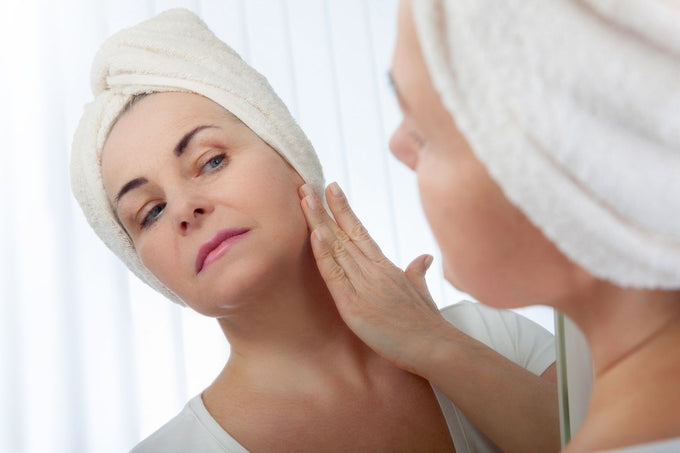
[299,183,560,453]
[423,327,559,453]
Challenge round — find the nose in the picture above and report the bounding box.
[389,121,418,170]
[170,190,214,235]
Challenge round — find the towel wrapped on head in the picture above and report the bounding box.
[410,0,680,289]
[70,8,324,305]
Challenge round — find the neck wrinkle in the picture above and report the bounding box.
[559,283,680,450]
[212,266,381,394]
[557,280,680,376]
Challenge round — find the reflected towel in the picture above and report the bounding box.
[411,0,680,288]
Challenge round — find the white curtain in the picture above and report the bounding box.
[0,1,554,451]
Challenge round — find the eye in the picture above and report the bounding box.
[141,202,166,228]
[408,129,426,149]
[201,153,227,173]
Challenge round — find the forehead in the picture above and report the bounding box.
[393,1,456,137]
[392,2,430,111]
[105,92,231,149]
[101,93,231,182]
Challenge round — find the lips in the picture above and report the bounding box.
[195,227,251,274]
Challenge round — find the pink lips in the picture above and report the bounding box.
[196,227,251,274]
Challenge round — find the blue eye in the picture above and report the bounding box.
[203,154,226,172]
[408,130,426,149]
[141,203,165,228]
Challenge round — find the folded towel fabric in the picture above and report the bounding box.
[71,9,324,305]
[411,0,680,288]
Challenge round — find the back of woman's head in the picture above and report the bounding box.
[410,0,680,289]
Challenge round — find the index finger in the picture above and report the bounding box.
[298,184,348,240]
[324,182,387,264]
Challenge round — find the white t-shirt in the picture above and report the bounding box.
[130,301,555,453]
[600,438,680,453]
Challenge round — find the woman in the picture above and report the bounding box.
[71,8,558,453]
[300,1,680,452]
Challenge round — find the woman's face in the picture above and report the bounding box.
[389,1,580,308]
[102,92,308,316]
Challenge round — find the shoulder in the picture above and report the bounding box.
[130,395,248,453]
[439,301,555,375]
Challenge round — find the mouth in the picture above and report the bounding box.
[196,227,251,274]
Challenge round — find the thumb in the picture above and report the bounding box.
[404,254,434,293]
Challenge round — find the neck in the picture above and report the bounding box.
[559,282,680,377]
[559,281,680,450]
[212,254,385,395]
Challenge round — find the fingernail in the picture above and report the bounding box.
[313,228,326,243]
[424,255,434,270]
[329,182,343,197]
[305,194,318,211]
[300,184,314,197]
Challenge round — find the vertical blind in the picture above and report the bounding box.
[0,1,554,451]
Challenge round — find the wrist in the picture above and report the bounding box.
[403,319,462,379]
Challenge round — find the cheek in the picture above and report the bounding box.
[415,151,464,252]
[136,233,180,290]
[415,152,515,296]
[272,188,311,253]
[416,158,469,287]
[417,154,578,306]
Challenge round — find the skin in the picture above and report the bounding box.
[298,2,561,451]
[103,93,309,317]
[300,1,680,451]
[102,92,455,452]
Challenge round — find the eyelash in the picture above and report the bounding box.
[408,129,426,149]
[141,202,166,228]
[138,152,228,229]
[201,153,227,173]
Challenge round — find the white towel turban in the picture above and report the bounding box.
[70,8,324,305]
[411,0,680,289]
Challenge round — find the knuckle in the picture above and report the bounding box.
[336,229,351,245]
[331,238,348,257]
[317,245,334,259]
[350,222,370,240]
[310,212,326,228]
[375,256,394,269]
[328,263,346,281]
[338,201,354,215]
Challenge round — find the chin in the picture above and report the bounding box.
[442,263,469,295]
[443,263,512,309]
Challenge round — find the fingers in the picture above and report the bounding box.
[299,184,367,265]
[299,188,366,283]
[303,182,387,264]
[298,184,345,239]
[404,254,433,289]
[404,254,438,311]
[309,225,358,299]
[325,183,387,263]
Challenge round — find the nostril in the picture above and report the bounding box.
[180,220,189,231]
[194,208,204,216]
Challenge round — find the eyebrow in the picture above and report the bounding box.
[388,70,409,112]
[114,124,219,206]
[174,125,218,156]
[115,177,148,205]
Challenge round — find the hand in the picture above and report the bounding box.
[299,182,450,373]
